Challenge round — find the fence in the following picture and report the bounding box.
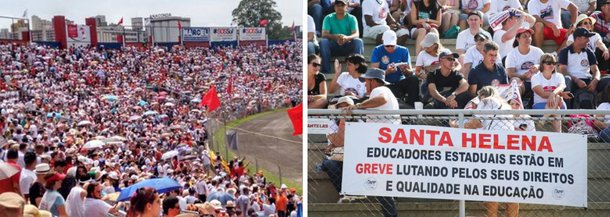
[308,109,610,217]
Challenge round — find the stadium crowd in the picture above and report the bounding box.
[0,41,302,217]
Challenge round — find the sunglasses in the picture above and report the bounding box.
[581,22,591,25]
[311,62,321,68]
[443,58,456,62]
[384,45,395,48]
[542,61,556,65]
[475,38,486,42]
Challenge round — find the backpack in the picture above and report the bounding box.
[573,90,596,109]
[444,25,460,39]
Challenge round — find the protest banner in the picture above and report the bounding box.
[342,123,587,207]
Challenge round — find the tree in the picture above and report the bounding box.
[232,0,285,39]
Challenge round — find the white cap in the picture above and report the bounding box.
[382,30,397,46]
[420,32,440,48]
[336,96,354,106]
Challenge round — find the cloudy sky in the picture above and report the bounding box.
[0,0,303,29]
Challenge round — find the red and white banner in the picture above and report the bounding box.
[342,123,587,207]
[210,27,237,42]
[65,24,91,48]
[67,24,78,38]
[239,27,266,41]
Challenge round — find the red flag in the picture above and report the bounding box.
[201,85,221,112]
[227,76,233,95]
[117,17,123,25]
[287,104,302,136]
[259,19,269,27]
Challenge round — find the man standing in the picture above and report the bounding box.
[468,42,509,94]
[558,27,601,108]
[83,183,119,217]
[320,0,364,74]
[346,68,399,217]
[19,152,37,202]
[427,51,472,109]
[370,30,420,107]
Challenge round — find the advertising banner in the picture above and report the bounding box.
[239,27,266,41]
[210,27,237,42]
[183,27,210,42]
[342,123,587,207]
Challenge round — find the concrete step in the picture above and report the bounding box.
[308,201,610,217]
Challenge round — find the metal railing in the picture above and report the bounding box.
[308,109,610,217]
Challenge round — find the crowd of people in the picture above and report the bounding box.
[0,41,302,217]
[308,0,610,216]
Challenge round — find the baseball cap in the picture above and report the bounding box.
[573,27,596,38]
[335,0,349,5]
[468,11,483,19]
[361,68,390,85]
[382,30,397,46]
[438,51,459,59]
[508,9,522,18]
[474,32,489,41]
[516,28,534,35]
[420,32,440,48]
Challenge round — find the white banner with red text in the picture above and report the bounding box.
[342,123,587,207]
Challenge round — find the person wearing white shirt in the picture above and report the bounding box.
[329,54,367,98]
[463,33,501,78]
[83,183,119,217]
[362,0,410,44]
[458,0,491,29]
[528,0,578,50]
[456,11,492,62]
[561,0,596,28]
[558,27,602,103]
[492,10,536,60]
[19,152,37,200]
[566,14,610,62]
[505,28,545,96]
[307,15,318,56]
[488,0,522,18]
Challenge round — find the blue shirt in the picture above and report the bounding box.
[370,45,411,83]
[468,63,509,91]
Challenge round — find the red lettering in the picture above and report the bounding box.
[538,136,553,152]
[392,129,407,144]
[507,135,519,150]
[479,134,491,149]
[410,129,424,145]
[428,130,440,145]
[522,135,536,151]
[462,133,476,148]
[439,131,453,147]
[355,163,393,174]
[378,127,391,143]
[493,134,504,149]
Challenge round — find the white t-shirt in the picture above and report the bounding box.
[464,46,502,69]
[527,0,571,29]
[337,72,366,97]
[461,0,491,11]
[488,0,523,17]
[475,100,514,130]
[83,198,112,217]
[415,48,451,68]
[505,46,544,76]
[307,15,315,33]
[596,102,610,125]
[367,86,400,124]
[369,86,399,110]
[571,0,595,13]
[493,29,514,58]
[567,33,602,52]
[531,72,566,104]
[362,0,389,34]
[456,29,493,52]
[66,186,86,217]
[19,168,36,195]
